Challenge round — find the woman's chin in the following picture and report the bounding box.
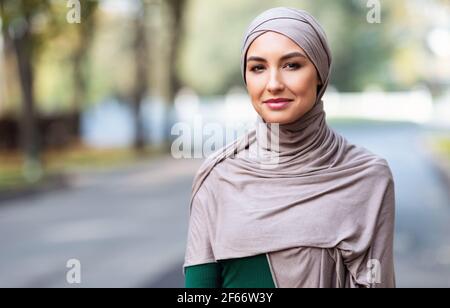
[260,112,296,125]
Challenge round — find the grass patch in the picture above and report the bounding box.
[0,169,31,191]
[425,134,450,169]
[44,145,165,171]
[0,145,166,192]
[433,137,450,158]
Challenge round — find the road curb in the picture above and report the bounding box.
[0,174,70,203]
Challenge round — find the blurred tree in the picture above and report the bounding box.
[318,0,395,91]
[131,1,149,152]
[163,0,187,149]
[165,0,187,103]
[179,0,407,94]
[0,0,14,110]
[71,1,98,139]
[0,0,52,181]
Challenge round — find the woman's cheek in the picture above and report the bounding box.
[291,74,315,96]
[248,81,264,99]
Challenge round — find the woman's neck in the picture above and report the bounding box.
[255,100,326,157]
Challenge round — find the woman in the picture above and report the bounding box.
[184,7,395,288]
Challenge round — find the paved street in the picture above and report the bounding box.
[334,121,450,287]
[0,157,201,288]
[0,121,449,287]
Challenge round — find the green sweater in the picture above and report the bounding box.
[185,254,276,288]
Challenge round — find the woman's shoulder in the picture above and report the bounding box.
[346,142,394,182]
[192,135,245,190]
[193,151,225,185]
[191,150,228,201]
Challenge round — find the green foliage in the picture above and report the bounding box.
[179,0,418,94]
[0,0,54,59]
[0,0,444,111]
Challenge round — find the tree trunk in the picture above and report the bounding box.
[71,49,84,139]
[164,0,187,151]
[166,0,186,104]
[71,2,98,139]
[0,1,8,113]
[132,4,149,152]
[11,13,42,180]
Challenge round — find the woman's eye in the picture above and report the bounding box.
[250,65,265,73]
[284,63,301,70]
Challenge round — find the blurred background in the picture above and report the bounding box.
[0,0,449,288]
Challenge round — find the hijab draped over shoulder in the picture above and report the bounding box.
[184,7,395,288]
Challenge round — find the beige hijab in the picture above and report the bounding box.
[184,7,395,288]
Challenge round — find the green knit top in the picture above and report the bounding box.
[185,254,276,288]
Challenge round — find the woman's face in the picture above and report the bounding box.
[245,31,321,125]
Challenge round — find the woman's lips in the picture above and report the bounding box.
[263,99,293,110]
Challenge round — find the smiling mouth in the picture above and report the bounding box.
[263,98,293,110]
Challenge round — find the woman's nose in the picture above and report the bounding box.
[266,70,285,93]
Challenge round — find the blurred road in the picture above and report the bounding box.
[0,157,201,288]
[334,121,450,287]
[0,121,449,287]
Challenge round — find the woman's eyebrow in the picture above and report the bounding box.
[247,52,307,63]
